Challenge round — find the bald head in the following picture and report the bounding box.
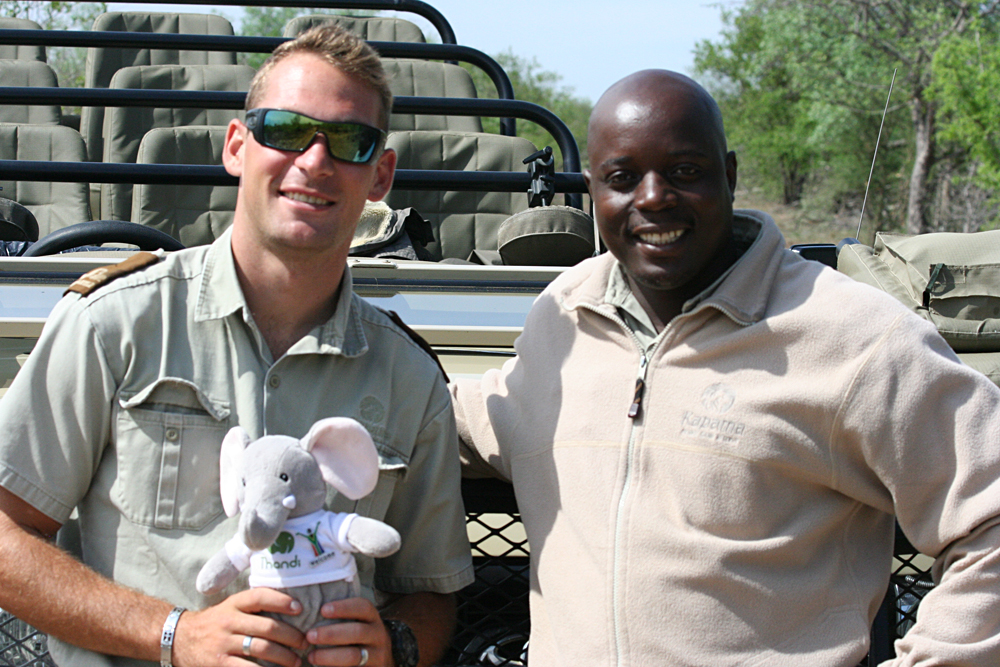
[589,69,728,165]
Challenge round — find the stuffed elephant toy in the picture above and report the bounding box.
[196,417,401,640]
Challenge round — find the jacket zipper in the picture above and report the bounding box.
[628,354,649,419]
[573,295,753,663]
[578,303,654,665]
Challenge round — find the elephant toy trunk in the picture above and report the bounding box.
[242,508,286,552]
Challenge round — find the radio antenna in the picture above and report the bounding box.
[857,68,897,240]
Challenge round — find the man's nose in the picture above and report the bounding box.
[634,171,677,210]
[293,132,336,175]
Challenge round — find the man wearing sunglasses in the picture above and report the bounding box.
[0,24,471,667]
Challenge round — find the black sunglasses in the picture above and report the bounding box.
[244,108,386,164]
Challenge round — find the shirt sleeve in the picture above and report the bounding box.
[831,314,1000,666]
[0,294,117,523]
[373,380,474,595]
[450,372,515,482]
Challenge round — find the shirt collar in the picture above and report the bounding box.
[194,227,368,358]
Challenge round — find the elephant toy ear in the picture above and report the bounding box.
[219,426,252,517]
[301,417,379,500]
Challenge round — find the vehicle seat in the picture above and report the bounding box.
[383,130,539,261]
[100,63,254,222]
[80,12,237,199]
[131,126,236,247]
[382,59,483,132]
[0,60,62,125]
[0,17,45,61]
[282,15,426,42]
[0,123,92,236]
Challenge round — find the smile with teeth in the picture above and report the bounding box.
[283,191,331,205]
[637,229,684,246]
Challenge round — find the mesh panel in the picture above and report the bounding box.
[0,612,54,667]
[445,479,529,667]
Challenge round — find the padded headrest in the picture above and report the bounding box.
[0,18,45,61]
[282,14,426,42]
[382,60,482,132]
[132,126,236,247]
[0,61,61,125]
[0,123,92,236]
[384,130,538,260]
[498,206,596,266]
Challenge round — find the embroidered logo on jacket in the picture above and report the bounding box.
[700,383,736,414]
[681,384,746,444]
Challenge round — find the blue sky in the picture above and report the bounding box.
[109,1,729,103]
[399,0,729,102]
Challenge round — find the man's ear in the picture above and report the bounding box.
[222,117,247,178]
[725,151,738,202]
[582,168,592,194]
[366,147,397,203]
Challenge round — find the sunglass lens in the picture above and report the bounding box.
[263,110,318,151]
[258,109,381,163]
[324,124,378,163]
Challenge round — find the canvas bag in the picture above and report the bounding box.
[838,230,1000,384]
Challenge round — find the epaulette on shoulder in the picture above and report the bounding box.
[384,309,449,383]
[64,251,163,297]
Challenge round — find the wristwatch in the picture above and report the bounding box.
[160,606,186,667]
[383,619,419,667]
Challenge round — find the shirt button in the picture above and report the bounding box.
[165,428,179,442]
[268,375,281,389]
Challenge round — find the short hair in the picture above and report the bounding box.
[245,23,393,131]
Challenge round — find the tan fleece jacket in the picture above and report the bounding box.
[452,210,1000,666]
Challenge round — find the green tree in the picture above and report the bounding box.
[695,8,818,206]
[1,1,106,87]
[931,21,1000,195]
[462,51,592,172]
[696,0,1000,234]
[779,0,1000,234]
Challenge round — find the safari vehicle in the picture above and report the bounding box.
[0,2,939,665]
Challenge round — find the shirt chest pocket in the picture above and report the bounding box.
[113,378,231,530]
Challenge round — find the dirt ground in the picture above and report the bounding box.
[734,190,861,247]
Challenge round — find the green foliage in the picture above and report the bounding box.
[461,51,592,170]
[0,1,106,87]
[695,0,1000,233]
[695,8,819,205]
[931,22,1000,193]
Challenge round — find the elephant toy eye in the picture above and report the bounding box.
[241,477,245,486]
[279,472,289,482]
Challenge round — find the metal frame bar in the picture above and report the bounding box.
[0,28,518,134]
[0,162,587,193]
[0,89,577,171]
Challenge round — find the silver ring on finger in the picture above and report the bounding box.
[358,647,369,667]
[242,635,254,656]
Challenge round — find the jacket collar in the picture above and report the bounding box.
[194,227,368,358]
[559,209,785,327]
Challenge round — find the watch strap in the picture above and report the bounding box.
[383,619,419,667]
[160,606,186,667]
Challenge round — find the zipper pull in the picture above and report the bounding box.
[628,355,649,419]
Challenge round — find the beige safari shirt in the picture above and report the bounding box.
[0,228,473,667]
